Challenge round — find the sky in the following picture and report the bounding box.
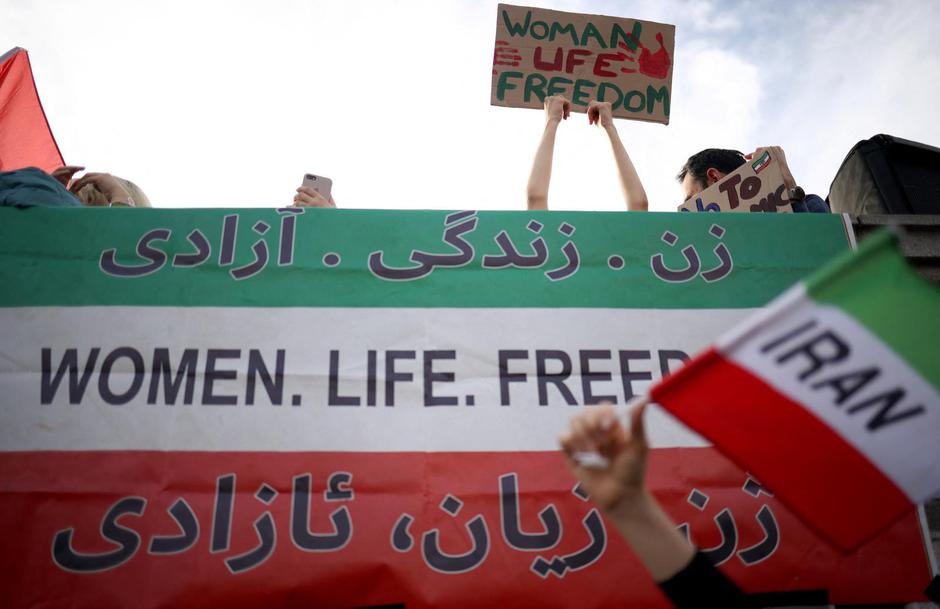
[5,0,940,212]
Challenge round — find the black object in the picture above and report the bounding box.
[788,186,806,202]
[746,588,829,607]
[926,574,940,603]
[828,134,940,214]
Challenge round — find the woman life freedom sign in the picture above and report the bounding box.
[490,4,675,124]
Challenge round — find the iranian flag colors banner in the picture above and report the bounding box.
[0,208,934,608]
[653,229,940,551]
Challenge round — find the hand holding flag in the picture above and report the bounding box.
[649,229,940,551]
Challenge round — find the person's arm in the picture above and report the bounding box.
[588,101,648,211]
[560,403,753,607]
[559,403,693,581]
[527,95,570,210]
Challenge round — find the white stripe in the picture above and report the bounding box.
[0,307,752,452]
[722,296,940,502]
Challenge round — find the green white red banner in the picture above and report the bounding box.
[0,208,934,608]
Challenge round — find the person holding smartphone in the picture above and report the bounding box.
[293,173,337,208]
[527,95,649,212]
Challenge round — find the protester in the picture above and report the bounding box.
[0,167,80,208]
[292,186,336,208]
[676,147,829,212]
[559,403,753,608]
[1,165,150,208]
[527,95,648,211]
[52,165,149,207]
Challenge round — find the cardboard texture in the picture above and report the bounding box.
[678,149,794,213]
[491,4,675,124]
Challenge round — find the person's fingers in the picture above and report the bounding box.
[558,433,590,478]
[68,175,91,193]
[569,415,597,453]
[51,165,84,187]
[69,172,113,193]
[559,432,576,457]
[628,401,649,448]
[51,165,84,178]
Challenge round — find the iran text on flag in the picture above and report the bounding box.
[652,229,940,551]
[0,47,64,173]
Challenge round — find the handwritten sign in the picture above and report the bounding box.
[678,150,793,213]
[491,4,675,124]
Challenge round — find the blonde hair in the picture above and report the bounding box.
[75,177,152,207]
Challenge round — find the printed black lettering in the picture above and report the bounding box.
[776,330,850,381]
[424,350,458,406]
[619,350,652,400]
[846,387,926,431]
[203,349,241,406]
[810,367,880,405]
[536,350,577,406]
[328,350,359,406]
[52,497,145,572]
[385,350,416,407]
[658,350,689,379]
[499,350,529,406]
[246,349,284,405]
[580,350,615,404]
[147,348,198,405]
[98,347,145,405]
[41,348,100,405]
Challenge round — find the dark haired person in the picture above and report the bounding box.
[677,147,829,213]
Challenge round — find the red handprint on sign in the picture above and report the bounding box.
[618,32,672,80]
[492,40,522,75]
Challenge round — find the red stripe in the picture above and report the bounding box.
[652,349,913,551]
[0,450,929,608]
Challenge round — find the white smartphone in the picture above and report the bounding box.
[301,173,332,200]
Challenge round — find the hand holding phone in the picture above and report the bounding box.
[293,173,336,208]
[301,173,332,200]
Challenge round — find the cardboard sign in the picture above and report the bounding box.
[491,4,675,124]
[678,149,793,213]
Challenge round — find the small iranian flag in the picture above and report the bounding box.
[651,229,940,551]
[751,150,772,174]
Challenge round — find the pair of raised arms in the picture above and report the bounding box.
[527,95,649,212]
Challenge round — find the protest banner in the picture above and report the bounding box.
[678,148,793,213]
[491,5,675,124]
[651,229,940,552]
[0,47,64,173]
[0,208,934,608]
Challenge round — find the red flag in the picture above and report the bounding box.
[0,47,64,173]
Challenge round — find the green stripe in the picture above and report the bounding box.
[0,208,848,309]
[806,229,940,388]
